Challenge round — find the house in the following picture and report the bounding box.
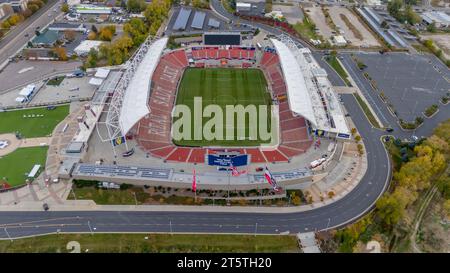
[48,22,87,33]
[0,2,14,22]
[0,0,29,12]
[23,48,58,60]
[31,29,60,47]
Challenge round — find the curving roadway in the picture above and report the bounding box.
[0,2,447,239]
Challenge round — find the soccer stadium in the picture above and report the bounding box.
[60,33,351,191]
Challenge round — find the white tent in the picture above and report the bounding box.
[28,164,41,178]
[95,68,110,79]
[89,77,104,86]
[18,84,36,98]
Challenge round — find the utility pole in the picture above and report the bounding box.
[87,220,93,235]
[4,227,12,242]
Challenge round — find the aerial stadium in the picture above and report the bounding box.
[59,32,351,193]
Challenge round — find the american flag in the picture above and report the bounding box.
[192,169,197,192]
[264,167,281,192]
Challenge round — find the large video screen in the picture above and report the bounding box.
[203,33,241,46]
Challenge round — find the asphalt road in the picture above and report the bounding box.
[0,1,447,239]
[0,0,62,68]
[0,94,391,238]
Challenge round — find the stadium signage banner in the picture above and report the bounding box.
[207,154,249,167]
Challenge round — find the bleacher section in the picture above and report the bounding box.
[134,47,312,164]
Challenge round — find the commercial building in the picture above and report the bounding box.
[421,11,450,28]
[74,4,112,14]
[236,2,251,12]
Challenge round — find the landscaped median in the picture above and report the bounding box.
[324,54,352,86]
[353,93,381,128]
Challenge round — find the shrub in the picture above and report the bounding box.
[120,183,133,190]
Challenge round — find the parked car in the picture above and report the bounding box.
[43,203,49,211]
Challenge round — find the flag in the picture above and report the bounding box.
[231,166,247,176]
[264,167,281,191]
[112,136,126,146]
[192,169,197,192]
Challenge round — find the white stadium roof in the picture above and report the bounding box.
[119,37,168,135]
[271,37,349,135]
[270,39,317,127]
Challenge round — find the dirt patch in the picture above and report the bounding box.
[328,7,380,47]
[420,34,450,60]
[304,6,334,40]
[417,195,450,252]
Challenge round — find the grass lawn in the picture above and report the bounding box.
[293,17,321,41]
[69,186,149,205]
[353,93,381,128]
[325,55,352,86]
[0,105,69,138]
[0,146,48,187]
[0,233,299,253]
[174,68,271,147]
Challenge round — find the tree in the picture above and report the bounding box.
[404,5,421,25]
[91,24,98,33]
[87,31,97,40]
[86,48,98,68]
[444,200,450,218]
[53,47,68,61]
[351,128,357,135]
[355,135,362,142]
[376,194,404,227]
[21,8,32,18]
[99,27,113,41]
[427,22,437,33]
[387,0,402,20]
[61,3,69,13]
[1,20,11,30]
[380,20,389,29]
[127,0,147,12]
[28,4,39,13]
[64,30,76,42]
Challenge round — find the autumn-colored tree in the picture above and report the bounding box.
[53,47,68,61]
[87,31,97,40]
[64,30,76,42]
[61,3,69,13]
[99,27,113,41]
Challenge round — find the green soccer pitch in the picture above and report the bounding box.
[173,68,272,147]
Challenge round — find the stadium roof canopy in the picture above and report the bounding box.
[191,11,206,29]
[173,8,192,30]
[270,39,317,127]
[119,37,168,136]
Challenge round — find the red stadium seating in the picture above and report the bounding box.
[134,48,312,164]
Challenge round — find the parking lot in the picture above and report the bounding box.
[0,60,82,94]
[166,7,252,35]
[272,3,304,25]
[304,6,333,40]
[350,53,449,122]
